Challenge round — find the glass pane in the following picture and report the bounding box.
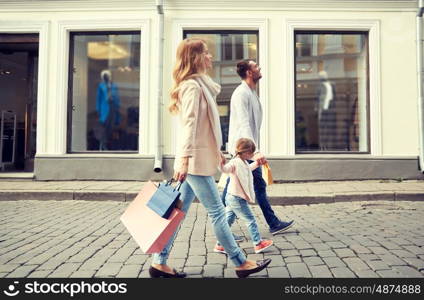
[68,32,140,152]
[185,31,258,151]
[295,32,369,152]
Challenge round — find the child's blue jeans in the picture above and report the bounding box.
[224,193,262,245]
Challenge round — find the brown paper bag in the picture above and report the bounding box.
[262,163,273,185]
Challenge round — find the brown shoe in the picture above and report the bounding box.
[235,258,272,278]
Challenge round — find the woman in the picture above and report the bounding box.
[149,38,271,278]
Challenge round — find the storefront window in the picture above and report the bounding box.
[295,31,369,152]
[68,31,140,152]
[184,30,258,151]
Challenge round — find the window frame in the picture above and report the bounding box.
[67,30,142,153]
[171,18,269,155]
[293,30,371,154]
[183,29,260,152]
[0,20,49,156]
[56,19,150,155]
[284,19,381,156]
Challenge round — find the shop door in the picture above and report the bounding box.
[0,34,38,172]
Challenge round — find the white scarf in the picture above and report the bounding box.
[194,74,223,150]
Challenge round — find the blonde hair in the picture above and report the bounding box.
[235,138,256,156]
[169,38,208,114]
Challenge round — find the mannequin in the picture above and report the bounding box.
[96,70,121,150]
[316,70,337,150]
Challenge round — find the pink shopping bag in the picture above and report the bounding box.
[120,181,185,254]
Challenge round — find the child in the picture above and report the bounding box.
[214,138,274,254]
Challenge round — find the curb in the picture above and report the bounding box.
[74,191,126,202]
[268,192,424,205]
[0,190,423,205]
[0,190,74,201]
[0,190,127,202]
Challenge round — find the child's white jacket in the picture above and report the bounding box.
[220,157,259,203]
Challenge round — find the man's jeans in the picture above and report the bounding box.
[221,161,280,230]
[225,194,262,245]
[152,174,246,267]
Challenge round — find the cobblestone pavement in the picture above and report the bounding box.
[0,200,423,278]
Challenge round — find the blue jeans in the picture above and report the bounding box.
[221,161,280,230]
[152,174,246,267]
[225,194,262,245]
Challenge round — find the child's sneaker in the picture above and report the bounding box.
[254,239,274,254]
[213,244,227,254]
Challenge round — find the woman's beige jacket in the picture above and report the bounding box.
[174,78,222,176]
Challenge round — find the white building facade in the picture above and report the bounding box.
[0,0,423,181]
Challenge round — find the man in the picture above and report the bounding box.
[224,59,294,235]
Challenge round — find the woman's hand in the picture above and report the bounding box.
[174,157,189,182]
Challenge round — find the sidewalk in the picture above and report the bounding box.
[0,179,423,205]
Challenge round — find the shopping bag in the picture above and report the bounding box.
[120,181,185,254]
[147,180,181,219]
[262,163,273,185]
